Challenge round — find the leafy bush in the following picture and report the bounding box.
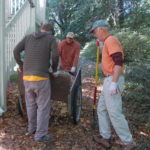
[124,62,150,101]
[80,40,97,61]
[112,29,150,63]
[10,73,18,83]
[123,62,150,129]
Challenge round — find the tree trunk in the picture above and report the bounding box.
[118,0,124,28]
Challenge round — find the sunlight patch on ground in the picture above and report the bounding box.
[139,131,149,137]
[82,77,103,100]
[0,146,6,150]
[82,77,95,84]
[0,131,6,138]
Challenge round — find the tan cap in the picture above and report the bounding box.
[66,32,74,38]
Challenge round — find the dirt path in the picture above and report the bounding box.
[0,57,149,150]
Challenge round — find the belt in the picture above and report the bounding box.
[103,74,112,78]
[103,74,124,78]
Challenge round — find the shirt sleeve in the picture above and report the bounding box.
[106,37,122,56]
[50,38,59,72]
[58,42,62,55]
[72,44,80,67]
[111,52,124,66]
[13,36,26,68]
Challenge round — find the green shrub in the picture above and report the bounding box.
[123,62,150,129]
[124,61,150,109]
[112,29,150,63]
[80,40,97,61]
[10,73,18,82]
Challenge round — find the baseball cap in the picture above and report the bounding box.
[66,32,74,38]
[90,20,109,33]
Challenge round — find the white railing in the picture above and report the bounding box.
[0,0,6,115]
[0,0,35,113]
[10,0,26,15]
[0,0,47,115]
[5,0,35,80]
[5,0,26,23]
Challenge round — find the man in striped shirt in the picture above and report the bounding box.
[14,23,58,142]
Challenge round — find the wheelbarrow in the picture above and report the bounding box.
[17,68,82,124]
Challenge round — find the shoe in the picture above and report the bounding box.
[25,130,36,136]
[123,141,136,150]
[93,135,111,148]
[35,135,53,143]
[0,117,3,124]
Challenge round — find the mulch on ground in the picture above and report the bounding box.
[0,57,149,150]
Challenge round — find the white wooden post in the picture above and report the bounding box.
[0,0,6,115]
[10,0,13,15]
[14,0,17,14]
[30,6,36,32]
[18,0,21,9]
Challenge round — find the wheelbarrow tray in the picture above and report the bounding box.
[17,68,82,124]
[50,71,73,102]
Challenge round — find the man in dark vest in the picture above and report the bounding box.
[14,23,58,142]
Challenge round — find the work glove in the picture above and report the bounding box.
[53,71,61,77]
[14,64,19,72]
[18,67,23,73]
[70,66,76,73]
[14,64,23,72]
[109,82,118,95]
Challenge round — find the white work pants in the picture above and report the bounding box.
[97,75,133,144]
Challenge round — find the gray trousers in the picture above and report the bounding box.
[97,76,133,144]
[24,80,51,140]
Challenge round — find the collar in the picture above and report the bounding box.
[65,39,74,45]
[104,34,111,42]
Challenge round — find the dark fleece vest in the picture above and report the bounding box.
[13,31,58,77]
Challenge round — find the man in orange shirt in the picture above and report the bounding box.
[58,32,80,74]
[91,20,136,150]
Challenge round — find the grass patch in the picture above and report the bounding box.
[10,73,18,83]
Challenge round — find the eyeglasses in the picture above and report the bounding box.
[93,27,103,34]
[93,30,96,35]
